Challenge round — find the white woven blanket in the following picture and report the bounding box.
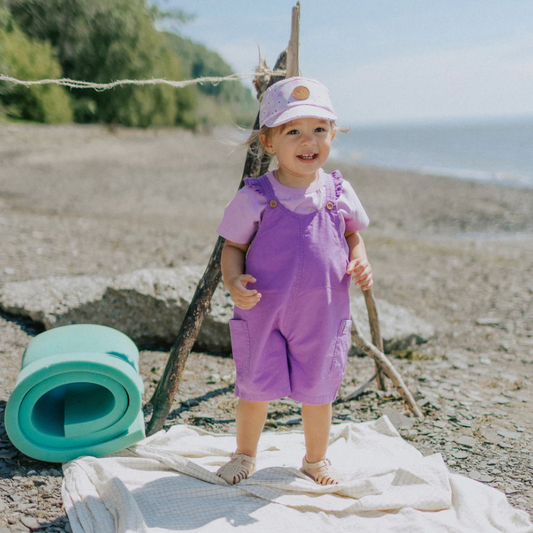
[62,416,533,533]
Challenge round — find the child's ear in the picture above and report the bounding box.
[260,134,275,154]
[331,129,336,140]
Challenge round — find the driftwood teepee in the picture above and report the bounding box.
[146,2,422,436]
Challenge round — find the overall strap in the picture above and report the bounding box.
[327,170,344,202]
[325,170,344,203]
[258,172,278,203]
[243,174,277,202]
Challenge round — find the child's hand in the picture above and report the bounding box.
[347,258,373,291]
[228,274,262,309]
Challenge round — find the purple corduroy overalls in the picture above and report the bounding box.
[229,170,352,405]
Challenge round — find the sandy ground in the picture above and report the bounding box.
[0,124,532,531]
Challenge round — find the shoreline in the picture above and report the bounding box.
[332,115,533,190]
[347,161,533,191]
[329,155,533,192]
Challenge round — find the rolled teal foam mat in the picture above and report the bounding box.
[6,324,145,463]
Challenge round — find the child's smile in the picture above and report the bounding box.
[262,117,335,188]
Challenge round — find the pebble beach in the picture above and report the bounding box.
[0,124,532,531]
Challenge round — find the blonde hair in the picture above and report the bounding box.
[245,121,347,159]
[245,125,276,159]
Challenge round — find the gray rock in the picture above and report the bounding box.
[17,503,33,512]
[468,471,493,483]
[350,294,434,353]
[452,450,469,459]
[452,361,469,370]
[383,407,415,430]
[20,516,40,530]
[0,266,232,353]
[475,317,501,325]
[0,267,434,354]
[498,442,513,449]
[456,436,476,448]
[0,450,17,459]
[491,396,510,405]
[498,429,521,440]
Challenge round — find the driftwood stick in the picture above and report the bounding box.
[362,287,387,390]
[350,312,424,418]
[338,371,378,403]
[146,238,224,433]
[146,52,288,436]
[286,2,300,77]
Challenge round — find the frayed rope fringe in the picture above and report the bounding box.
[0,67,286,92]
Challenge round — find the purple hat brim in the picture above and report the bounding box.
[262,105,337,128]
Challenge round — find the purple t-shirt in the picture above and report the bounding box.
[217,169,369,244]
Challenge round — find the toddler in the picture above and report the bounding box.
[215,77,373,485]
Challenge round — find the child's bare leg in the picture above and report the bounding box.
[301,402,332,462]
[236,399,269,457]
[301,402,338,485]
[216,399,268,484]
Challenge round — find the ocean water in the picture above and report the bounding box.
[331,117,533,188]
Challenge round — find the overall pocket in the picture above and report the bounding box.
[330,319,352,376]
[229,319,251,376]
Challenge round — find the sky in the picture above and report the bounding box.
[157,1,533,126]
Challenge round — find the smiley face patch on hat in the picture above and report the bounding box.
[260,77,337,128]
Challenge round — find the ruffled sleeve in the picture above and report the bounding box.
[336,176,370,232]
[243,177,264,195]
[216,182,267,244]
[330,170,344,200]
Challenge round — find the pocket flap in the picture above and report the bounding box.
[229,319,251,374]
[339,319,352,336]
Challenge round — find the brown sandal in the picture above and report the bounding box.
[300,456,341,485]
[216,453,256,484]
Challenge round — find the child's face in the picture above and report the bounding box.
[261,118,335,182]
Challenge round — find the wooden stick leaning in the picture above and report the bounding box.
[349,314,424,418]
[146,53,287,436]
[363,288,387,390]
[286,2,300,77]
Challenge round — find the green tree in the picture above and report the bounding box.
[0,18,73,123]
[7,0,196,127]
[164,32,257,127]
